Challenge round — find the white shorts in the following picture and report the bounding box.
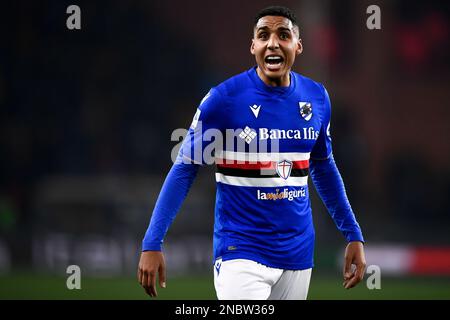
[213,258,312,300]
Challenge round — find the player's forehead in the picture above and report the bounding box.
[254,16,295,33]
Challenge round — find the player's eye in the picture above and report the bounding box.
[280,32,289,40]
[258,32,268,40]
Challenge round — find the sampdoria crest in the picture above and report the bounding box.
[276,160,293,180]
[299,102,313,121]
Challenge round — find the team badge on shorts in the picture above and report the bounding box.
[299,102,313,121]
[276,160,293,180]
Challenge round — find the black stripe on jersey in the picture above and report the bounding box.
[216,166,309,178]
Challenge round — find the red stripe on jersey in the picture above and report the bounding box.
[292,160,309,169]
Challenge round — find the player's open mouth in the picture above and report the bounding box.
[264,55,284,70]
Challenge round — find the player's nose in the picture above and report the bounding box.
[267,34,280,50]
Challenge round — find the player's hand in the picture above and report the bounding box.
[138,250,166,297]
[342,241,366,289]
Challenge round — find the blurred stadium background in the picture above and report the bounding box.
[0,0,449,299]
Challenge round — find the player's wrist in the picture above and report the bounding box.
[142,241,163,252]
[346,232,365,244]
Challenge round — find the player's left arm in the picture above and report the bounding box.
[309,84,366,289]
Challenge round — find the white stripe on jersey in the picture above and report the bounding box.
[215,151,310,163]
[215,173,308,187]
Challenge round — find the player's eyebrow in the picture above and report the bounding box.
[277,27,292,33]
[256,26,293,33]
[256,26,270,32]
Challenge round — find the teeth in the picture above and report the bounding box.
[265,56,283,65]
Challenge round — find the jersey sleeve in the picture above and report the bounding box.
[178,88,225,166]
[310,155,365,243]
[141,89,224,251]
[142,161,200,251]
[310,84,333,160]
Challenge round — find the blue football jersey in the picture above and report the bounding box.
[178,67,336,270]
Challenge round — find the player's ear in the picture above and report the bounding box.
[250,39,255,55]
[296,38,303,55]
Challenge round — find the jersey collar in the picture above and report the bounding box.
[248,66,296,97]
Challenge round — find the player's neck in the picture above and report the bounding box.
[256,67,290,87]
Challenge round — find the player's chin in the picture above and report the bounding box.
[263,63,288,79]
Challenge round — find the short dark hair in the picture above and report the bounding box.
[254,6,298,28]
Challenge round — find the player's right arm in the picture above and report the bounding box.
[138,88,225,297]
[138,161,200,297]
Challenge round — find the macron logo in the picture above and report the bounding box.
[250,105,261,118]
[239,126,257,144]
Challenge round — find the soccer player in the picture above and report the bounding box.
[138,6,366,300]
